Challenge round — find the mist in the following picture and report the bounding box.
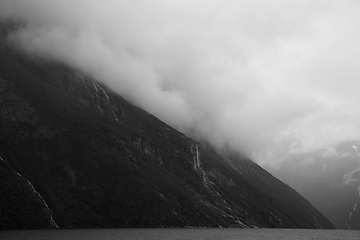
[1,0,360,169]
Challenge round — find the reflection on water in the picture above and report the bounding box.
[0,228,359,240]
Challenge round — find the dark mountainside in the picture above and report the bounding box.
[0,22,334,229]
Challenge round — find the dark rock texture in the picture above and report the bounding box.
[0,22,334,229]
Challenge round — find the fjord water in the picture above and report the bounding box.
[1,229,359,240]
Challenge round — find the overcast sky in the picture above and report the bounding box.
[1,0,360,168]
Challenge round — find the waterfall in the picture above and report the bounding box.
[192,143,200,170]
[17,172,59,228]
[0,156,59,228]
[190,143,210,184]
[348,185,360,229]
[75,72,118,121]
[93,82,119,121]
[348,146,360,229]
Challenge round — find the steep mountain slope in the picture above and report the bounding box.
[0,22,334,229]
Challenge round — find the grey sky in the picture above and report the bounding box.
[1,0,360,168]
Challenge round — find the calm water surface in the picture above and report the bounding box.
[0,228,359,240]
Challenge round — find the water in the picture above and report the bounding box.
[1,228,359,240]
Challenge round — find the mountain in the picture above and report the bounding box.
[349,198,360,230]
[269,142,360,229]
[0,21,334,229]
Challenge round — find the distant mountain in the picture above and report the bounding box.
[0,21,334,229]
[349,198,360,230]
[269,143,360,229]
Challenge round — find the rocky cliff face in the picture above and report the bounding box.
[0,22,334,229]
[348,194,360,230]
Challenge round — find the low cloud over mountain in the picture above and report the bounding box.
[1,0,360,166]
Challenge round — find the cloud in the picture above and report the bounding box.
[1,0,360,165]
[343,167,360,185]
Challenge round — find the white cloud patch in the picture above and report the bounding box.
[1,0,360,165]
[343,167,360,185]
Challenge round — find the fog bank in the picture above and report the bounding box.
[1,0,360,168]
